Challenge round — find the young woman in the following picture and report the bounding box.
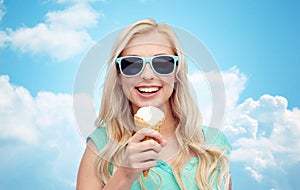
[77,18,232,190]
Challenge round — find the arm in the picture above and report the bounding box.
[76,140,138,190]
[76,129,166,190]
[76,140,103,190]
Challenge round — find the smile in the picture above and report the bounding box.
[138,86,159,93]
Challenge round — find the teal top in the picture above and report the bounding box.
[88,126,231,190]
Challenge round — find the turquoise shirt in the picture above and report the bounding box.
[88,126,231,190]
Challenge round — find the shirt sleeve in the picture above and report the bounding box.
[87,127,108,152]
[202,126,232,156]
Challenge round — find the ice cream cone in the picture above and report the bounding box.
[134,106,165,179]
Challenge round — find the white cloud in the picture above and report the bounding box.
[1,3,102,61]
[46,4,99,30]
[245,166,263,182]
[7,23,93,61]
[190,66,300,186]
[0,0,5,22]
[222,66,247,109]
[229,94,300,168]
[0,75,39,144]
[0,75,83,188]
[224,77,299,187]
[0,75,75,144]
[0,30,7,46]
[238,94,288,124]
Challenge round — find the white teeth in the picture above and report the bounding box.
[138,87,159,93]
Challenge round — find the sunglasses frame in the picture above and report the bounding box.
[116,55,178,77]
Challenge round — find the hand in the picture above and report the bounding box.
[119,128,166,179]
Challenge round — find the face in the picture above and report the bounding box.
[118,31,177,114]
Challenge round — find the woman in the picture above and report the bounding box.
[77,18,232,190]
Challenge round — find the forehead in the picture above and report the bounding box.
[122,31,174,56]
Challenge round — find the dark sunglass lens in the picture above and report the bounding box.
[152,56,175,74]
[121,57,143,76]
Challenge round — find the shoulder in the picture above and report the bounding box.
[87,126,108,152]
[202,126,232,156]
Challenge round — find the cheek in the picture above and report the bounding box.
[162,75,176,88]
[161,76,176,98]
[120,77,136,98]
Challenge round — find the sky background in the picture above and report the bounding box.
[0,0,299,189]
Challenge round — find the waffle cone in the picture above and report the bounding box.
[134,115,163,179]
[134,115,162,132]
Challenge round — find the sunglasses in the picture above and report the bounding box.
[116,55,178,77]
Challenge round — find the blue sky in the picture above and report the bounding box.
[0,0,299,189]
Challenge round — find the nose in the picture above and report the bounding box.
[140,62,155,79]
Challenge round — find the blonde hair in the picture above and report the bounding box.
[94,18,230,189]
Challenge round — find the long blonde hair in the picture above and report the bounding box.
[94,18,230,190]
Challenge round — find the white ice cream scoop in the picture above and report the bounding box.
[134,106,165,126]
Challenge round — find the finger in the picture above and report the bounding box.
[139,139,162,153]
[126,140,161,156]
[133,128,166,145]
[128,160,157,170]
[124,151,158,169]
[139,160,157,170]
[140,150,160,161]
[132,150,159,162]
